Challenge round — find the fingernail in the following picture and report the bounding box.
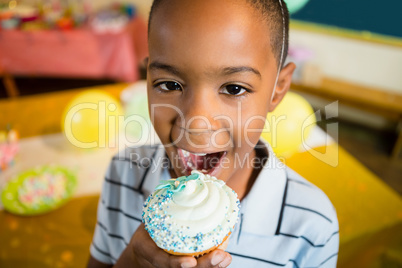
[181,261,196,268]
[219,256,232,268]
[211,254,224,266]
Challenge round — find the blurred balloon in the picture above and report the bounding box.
[284,0,310,14]
[61,90,123,148]
[261,92,316,157]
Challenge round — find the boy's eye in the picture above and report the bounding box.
[222,85,248,96]
[158,81,182,91]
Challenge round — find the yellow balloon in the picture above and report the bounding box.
[261,92,316,157]
[61,90,123,148]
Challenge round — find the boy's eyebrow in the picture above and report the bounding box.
[148,61,181,76]
[149,61,261,78]
[222,66,261,78]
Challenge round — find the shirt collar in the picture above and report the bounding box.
[240,139,288,237]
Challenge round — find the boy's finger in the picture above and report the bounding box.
[217,254,232,268]
[196,250,231,268]
[139,248,196,268]
[150,253,197,268]
[132,224,170,266]
[133,224,197,268]
[168,255,197,268]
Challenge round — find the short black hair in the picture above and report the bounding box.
[148,0,289,68]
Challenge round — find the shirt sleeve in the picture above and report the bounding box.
[304,215,339,268]
[88,146,158,265]
[89,162,115,265]
[90,221,114,265]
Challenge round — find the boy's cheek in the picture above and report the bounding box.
[148,111,171,144]
[149,103,176,126]
[240,115,266,147]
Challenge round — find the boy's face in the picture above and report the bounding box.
[147,0,290,183]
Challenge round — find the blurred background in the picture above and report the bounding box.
[0,0,401,267]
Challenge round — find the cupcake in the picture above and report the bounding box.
[142,170,240,256]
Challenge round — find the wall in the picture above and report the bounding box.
[290,28,402,94]
[289,28,402,129]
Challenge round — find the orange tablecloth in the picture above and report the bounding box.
[0,18,148,82]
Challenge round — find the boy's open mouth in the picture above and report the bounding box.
[178,148,226,175]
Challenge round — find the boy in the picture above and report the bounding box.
[88,0,339,267]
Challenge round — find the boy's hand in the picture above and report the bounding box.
[196,250,232,268]
[129,224,232,268]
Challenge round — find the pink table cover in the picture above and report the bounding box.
[0,18,148,82]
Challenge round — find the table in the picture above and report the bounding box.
[0,85,401,267]
[0,17,148,97]
[0,83,128,139]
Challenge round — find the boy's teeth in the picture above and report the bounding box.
[181,149,207,157]
[193,152,207,156]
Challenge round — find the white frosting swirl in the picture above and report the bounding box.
[142,171,240,254]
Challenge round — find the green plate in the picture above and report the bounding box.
[1,166,77,216]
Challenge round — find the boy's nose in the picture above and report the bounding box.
[179,88,221,132]
[172,87,232,149]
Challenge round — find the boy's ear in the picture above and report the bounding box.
[269,62,296,112]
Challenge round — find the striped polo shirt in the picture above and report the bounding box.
[90,142,339,267]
